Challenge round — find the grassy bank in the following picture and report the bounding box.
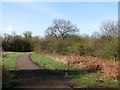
[2,52,22,70]
[31,52,75,70]
[69,72,118,88]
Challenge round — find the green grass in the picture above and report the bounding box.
[2,52,22,88]
[2,52,22,70]
[31,52,75,70]
[69,72,119,88]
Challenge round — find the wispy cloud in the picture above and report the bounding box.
[16,3,66,19]
[1,0,119,2]
[2,2,117,36]
[2,3,67,35]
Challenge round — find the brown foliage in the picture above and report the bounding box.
[44,52,119,78]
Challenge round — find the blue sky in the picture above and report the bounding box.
[1,2,118,36]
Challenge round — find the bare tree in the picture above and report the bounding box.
[45,19,79,40]
[23,31,32,39]
[100,21,118,37]
[100,20,118,60]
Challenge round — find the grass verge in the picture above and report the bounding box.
[68,72,119,88]
[2,52,22,88]
[31,52,75,70]
[2,52,22,70]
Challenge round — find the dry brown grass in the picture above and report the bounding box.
[1,51,14,55]
[44,53,119,78]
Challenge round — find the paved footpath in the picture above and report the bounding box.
[14,53,78,89]
[16,53,40,70]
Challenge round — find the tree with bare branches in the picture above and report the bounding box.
[45,19,79,40]
[100,21,118,37]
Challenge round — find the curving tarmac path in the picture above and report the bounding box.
[14,53,78,89]
[16,53,40,70]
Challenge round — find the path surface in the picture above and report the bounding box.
[16,53,41,70]
[14,53,78,89]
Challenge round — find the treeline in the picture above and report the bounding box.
[38,19,119,60]
[1,19,119,60]
[39,34,118,60]
[2,31,33,52]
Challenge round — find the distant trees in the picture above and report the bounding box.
[91,21,118,60]
[100,21,118,37]
[43,20,118,60]
[2,19,119,61]
[2,31,33,52]
[32,36,41,52]
[12,36,31,52]
[2,34,13,51]
[45,19,79,40]
[23,31,32,38]
[23,31,33,51]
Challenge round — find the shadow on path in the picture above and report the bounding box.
[9,69,82,89]
[2,53,119,90]
[3,69,119,90]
